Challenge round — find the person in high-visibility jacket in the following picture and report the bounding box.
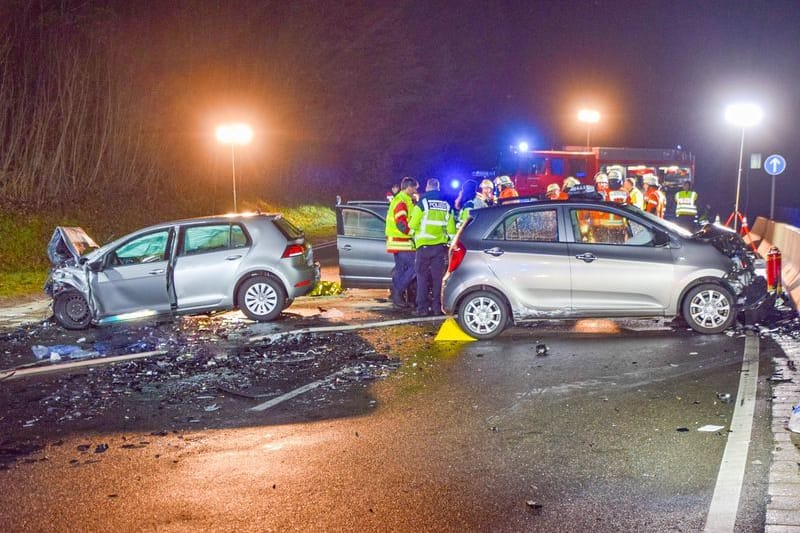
[495,175,519,202]
[385,176,418,308]
[546,183,568,200]
[409,178,456,316]
[623,177,645,210]
[455,179,478,227]
[643,174,666,218]
[674,181,698,229]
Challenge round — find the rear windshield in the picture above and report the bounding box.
[273,216,304,240]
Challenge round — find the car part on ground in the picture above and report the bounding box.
[45,214,320,329]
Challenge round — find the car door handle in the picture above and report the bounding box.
[148,269,165,275]
[342,244,353,251]
[225,255,242,261]
[483,247,505,257]
[575,253,597,263]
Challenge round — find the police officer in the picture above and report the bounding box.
[409,178,456,316]
[385,176,418,308]
[675,181,698,230]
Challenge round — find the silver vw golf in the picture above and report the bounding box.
[46,213,319,329]
[443,198,768,339]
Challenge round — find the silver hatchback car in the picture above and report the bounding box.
[443,199,768,339]
[46,214,319,329]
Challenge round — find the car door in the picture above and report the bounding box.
[479,206,572,314]
[91,229,173,318]
[566,206,674,314]
[172,223,249,310]
[336,206,393,288]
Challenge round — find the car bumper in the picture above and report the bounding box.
[287,261,320,298]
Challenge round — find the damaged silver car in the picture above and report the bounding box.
[443,198,768,339]
[46,214,320,329]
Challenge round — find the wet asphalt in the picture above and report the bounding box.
[0,317,780,532]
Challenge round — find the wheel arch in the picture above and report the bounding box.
[676,276,736,316]
[233,270,287,308]
[454,284,514,325]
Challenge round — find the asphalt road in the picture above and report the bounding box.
[0,317,779,532]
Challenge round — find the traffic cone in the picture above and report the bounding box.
[434,318,477,342]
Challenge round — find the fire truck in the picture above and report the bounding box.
[497,145,695,214]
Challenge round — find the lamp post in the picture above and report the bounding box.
[215,123,254,212]
[724,103,763,232]
[577,109,600,149]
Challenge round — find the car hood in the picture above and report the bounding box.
[689,222,751,260]
[47,227,100,266]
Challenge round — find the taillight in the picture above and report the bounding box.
[282,244,305,258]
[448,241,466,273]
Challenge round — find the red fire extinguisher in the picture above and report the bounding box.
[766,246,782,293]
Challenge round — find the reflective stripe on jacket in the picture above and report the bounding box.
[385,191,415,252]
[675,190,698,216]
[409,192,456,247]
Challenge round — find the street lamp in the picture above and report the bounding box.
[215,123,254,212]
[577,109,600,149]
[724,103,763,232]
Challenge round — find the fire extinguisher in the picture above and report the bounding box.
[766,246,782,293]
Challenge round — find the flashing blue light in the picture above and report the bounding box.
[676,144,683,150]
[450,179,460,190]
[518,141,529,152]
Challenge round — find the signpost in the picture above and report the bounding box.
[764,154,786,219]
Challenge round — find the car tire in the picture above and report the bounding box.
[457,290,508,340]
[238,276,286,322]
[53,290,92,330]
[681,283,735,334]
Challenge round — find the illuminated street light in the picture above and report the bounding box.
[215,123,254,212]
[724,103,763,231]
[577,109,600,148]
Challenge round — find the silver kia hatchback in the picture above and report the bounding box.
[46,214,320,329]
[443,199,768,339]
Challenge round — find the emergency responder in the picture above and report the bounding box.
[385,176,418,308]
[562,176,580,193]
[546,183,568,200]
[474,179,496,208]
[594,173,610,200]
[409,178,456,316]
[456,179,478,226]
[607,170,628,204]
[385,183,400,202]
[623,177,645,210]
[643,174,666,218]
[495,175,519,201]
[674,181,698,229]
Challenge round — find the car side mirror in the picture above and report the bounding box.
[87,259,103,272]
[653,230,670,247]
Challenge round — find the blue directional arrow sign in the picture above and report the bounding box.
[764,154,786,176]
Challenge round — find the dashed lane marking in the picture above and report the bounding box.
[703,333,760,533]
[248,367,355,412]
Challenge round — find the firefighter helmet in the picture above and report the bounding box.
[563,176,580,190]
[643,174,659,186]
[594,173,609,185]
[546,183,560,195]
[495,175,514,188]
[480,179,494,190]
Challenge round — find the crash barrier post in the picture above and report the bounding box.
[751,216,800,310]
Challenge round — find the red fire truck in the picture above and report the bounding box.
[498,145,695,203]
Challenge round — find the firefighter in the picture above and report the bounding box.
[594,173,610,200]
[623,177,645,210]
[409,178,456,316]
[607,170,628,204]
[495,175,519,201]
[643,174,666,218]
[546,183,568,200]
[562,176,580,193]
[384,176,418,308]
[674,181,698,229]
[474,179,496,208]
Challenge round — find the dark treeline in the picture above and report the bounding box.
[0,0,511,213]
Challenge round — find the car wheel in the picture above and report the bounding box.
[682,283,735,334]
[457,290,508,340]
[53,290,92,330]
[238,276,285,322]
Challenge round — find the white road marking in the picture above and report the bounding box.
[703,333,759,533]
[248,316,445,343]
[248,367,354,412]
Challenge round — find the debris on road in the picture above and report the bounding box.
[525,500,543,515]
[535,343,548,356]
[676,427,689,432]
[698,425,725,432]
[716,393,732,403]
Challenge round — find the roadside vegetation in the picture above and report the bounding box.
[0,203,336,301]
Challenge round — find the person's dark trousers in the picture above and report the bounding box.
[415,244,447,314]
[392,251,416,304]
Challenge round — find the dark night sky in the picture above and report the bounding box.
[4,0,799,219]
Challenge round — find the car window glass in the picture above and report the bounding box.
[182,224,233,255]
[488,209,558,242]
[112,230,169,265]
[569,209,653,245]
[230,224,248,248]
[342,209,384,239]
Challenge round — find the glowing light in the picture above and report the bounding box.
[518,141,529,152]
[724,103,763,128]
[577,109,601,124]
[450,179,460,190]
[215,123,254,145]
[98,309,158,324]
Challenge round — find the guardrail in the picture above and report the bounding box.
[748,216,800,308]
